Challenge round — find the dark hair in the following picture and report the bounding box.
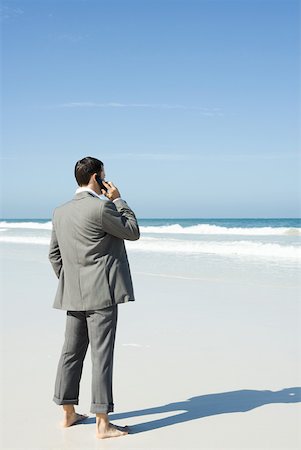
[74,156,103,186]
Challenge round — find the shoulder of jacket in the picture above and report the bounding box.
[52,199,75,217]
[54,200,72,211]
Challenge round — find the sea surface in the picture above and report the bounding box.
[0,218,300,254]
[1,218,300,285]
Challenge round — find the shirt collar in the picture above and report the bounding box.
[75,186,105,199]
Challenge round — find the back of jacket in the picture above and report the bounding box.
[48,191,140,311]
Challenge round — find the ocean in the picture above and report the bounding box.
[0,218,300,254]
[0,218,300,285]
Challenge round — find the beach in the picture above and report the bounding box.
[1,219,301,449]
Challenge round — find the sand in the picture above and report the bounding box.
[1,242,300,449]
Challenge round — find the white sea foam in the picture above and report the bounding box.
[0,236,49,245]
[0,221,300,236]
[139,224,301,236]
[125,237,301,259]
[0,222,301,259]
[0,234,300,259]
[0,221,52,230]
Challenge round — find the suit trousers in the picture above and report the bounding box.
[53,304,118,414]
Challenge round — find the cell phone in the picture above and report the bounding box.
[95,175,108,192]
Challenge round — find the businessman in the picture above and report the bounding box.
[48,156,140,439]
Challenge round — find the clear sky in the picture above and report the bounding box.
[1,0,300,218]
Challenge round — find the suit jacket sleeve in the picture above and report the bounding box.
[101,198,140,241]
[48,214,63,278]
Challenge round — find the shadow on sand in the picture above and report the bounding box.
[81,386,301,434]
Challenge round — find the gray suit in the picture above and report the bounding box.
[49,190,140,413]
[49,191,140,311]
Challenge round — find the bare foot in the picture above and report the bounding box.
[61,412,89,427]
[96,422,129,439]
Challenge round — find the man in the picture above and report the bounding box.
[48,156,140,439]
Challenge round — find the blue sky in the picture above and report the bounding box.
[1,0,300,218]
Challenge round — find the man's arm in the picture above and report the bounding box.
[101,198,140,241]
[48,218,63,278]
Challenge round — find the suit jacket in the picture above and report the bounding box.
[48,191,140,311]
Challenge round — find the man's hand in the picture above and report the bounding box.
[101,181,121,201]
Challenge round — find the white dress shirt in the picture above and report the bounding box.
[75,186,121,203]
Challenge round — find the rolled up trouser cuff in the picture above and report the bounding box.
[91,403,114,414]
[53,395,79,405]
